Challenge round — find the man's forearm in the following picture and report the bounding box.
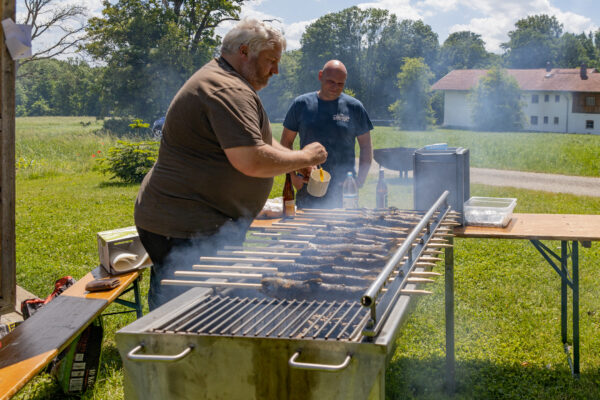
[357,155,372,188]
[225,143,324,178]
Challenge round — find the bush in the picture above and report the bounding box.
[102,118,153,137]
[100,140,159,183]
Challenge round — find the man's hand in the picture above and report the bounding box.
[301,142,327,165]
[291,172,306,190]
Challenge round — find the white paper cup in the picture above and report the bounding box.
[307,169,331,197]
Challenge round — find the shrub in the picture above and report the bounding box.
[100,140,159,183]
[102,118,153,137]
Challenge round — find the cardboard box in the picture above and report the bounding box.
[97,226,151,275]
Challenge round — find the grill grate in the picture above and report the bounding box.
[152,295,369,342]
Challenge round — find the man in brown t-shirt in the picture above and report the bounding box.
[135,19,327,310]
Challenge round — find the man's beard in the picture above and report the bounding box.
[241,58,270,91]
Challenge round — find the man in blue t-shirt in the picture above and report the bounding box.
[281,59,373,208]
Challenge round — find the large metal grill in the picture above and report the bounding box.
[152,296,369,341]
[156,191,457,341]
[116,192,457,400]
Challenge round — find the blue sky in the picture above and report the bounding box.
[18,0,600,56]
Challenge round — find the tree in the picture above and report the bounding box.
[501,15,563,68]
[18,0,88,66]
[388,58,434,130]
[15,58,102,116]
[437,31,490,75]
[557,33,588,68]
[84,0,243,121]
[469,67,524,131]
[372,18,439,117]
[259,50,301,120]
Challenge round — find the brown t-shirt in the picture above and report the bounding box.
[134,57,273,238]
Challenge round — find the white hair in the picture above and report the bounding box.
[221,18,286,56]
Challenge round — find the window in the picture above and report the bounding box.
[586,96,596,106]
[544,94,549,102]
[554,117,559,125]
[555,95,560,103]
[530,116,538,125]
[586,120,594,129]
[543,116,549,124]
[532,95,539,104]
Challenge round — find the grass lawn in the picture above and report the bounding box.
[9,117,600,399]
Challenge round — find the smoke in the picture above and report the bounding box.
[149,217,253,310]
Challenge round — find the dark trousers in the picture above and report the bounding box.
[137,226,247,311]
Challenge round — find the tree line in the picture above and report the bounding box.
[16,2,600,129]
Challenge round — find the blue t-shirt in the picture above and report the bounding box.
[283,92,373,208]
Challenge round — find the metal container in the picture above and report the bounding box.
[413,147,469,224]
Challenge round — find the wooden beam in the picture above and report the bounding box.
[0,0,17,315]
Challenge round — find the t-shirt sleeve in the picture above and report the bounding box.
[206,87,266,149]
[283,100,300,132]
[354,103,374,136]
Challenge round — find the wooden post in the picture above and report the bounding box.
[0,0,16,315]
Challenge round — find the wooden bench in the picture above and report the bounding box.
[0,267,143,400]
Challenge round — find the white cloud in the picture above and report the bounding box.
[356,0,423,20]
[443,0,597,53]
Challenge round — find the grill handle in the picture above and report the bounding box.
[127,343,193,362]
[288,351,352,372]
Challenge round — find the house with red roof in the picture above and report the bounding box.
[431,66,600,134]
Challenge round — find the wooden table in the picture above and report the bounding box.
[0,267,143,400]
[454,213,600,376]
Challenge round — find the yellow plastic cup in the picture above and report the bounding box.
[307,168,331,197]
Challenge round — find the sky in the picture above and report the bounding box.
[16,0,600,57]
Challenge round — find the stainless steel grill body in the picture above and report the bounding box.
[116,283,418,400]
[116,195,454,400]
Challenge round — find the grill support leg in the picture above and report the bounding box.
[444,237,455,394]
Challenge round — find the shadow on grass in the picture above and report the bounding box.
[386,355,600,400]
[97,180,140,188]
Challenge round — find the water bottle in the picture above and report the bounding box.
[342,171,359,209]
[375,167,388,208]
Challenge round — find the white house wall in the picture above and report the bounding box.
[442,89,600,134]
[443,91,473,128]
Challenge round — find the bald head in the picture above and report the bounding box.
[322,60,347,76]
[318,60,348,101]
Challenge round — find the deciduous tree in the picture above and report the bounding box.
[388,57,434,130]
[469,67,524,131]
[501,15,563,68]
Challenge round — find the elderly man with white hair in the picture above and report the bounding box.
[135,18,327,310]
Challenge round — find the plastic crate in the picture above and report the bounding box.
[463,197,517,227]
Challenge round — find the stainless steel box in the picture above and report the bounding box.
[413,147,470,224]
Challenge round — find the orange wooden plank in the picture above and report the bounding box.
[0,350,58,400]
[63,268,141,302]
[454,213,600,241]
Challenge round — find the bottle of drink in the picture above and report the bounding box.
[283,173,295,217]
[342,171,359,209]
[376,167,388,209]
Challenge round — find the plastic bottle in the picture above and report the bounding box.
[283,173,295,217]
[342,171,359,209]
[375,167,388,208]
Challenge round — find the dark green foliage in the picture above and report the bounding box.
[437,31,491,75]
[502,15,563,68]
[16,59,102,117]
[84,0,242,122]
[389,58,435,130]
[100,140,158,183]
[469,67,525,131]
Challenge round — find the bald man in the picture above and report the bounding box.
[281,60,373,209]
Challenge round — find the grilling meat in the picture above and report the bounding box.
[261,277,365,301]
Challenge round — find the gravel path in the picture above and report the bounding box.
[470,168,600,197]
[366,162,600,197]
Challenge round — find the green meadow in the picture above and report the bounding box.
[11,117,600,399]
